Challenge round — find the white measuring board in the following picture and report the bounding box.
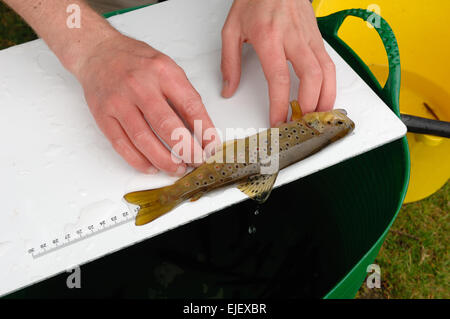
[0,0,406,297]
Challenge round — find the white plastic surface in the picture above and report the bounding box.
[0,0,406,296]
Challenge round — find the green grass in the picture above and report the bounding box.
[0,2,37,49]
[1,1,448,299]
[357,181,449,299]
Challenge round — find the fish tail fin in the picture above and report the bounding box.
[124,185,183,226]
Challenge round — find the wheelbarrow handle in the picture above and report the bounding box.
[400,114,450,138]
[317,9,401,116]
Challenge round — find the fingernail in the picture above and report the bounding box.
[274,121,284,127]
[147,166,158,174]
[175,165,186,176]
[221,80,229,97]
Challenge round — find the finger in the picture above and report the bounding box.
[310,41,336,111]
[160,65,221,151]
[97,116,158,174]
[286,40,323,114]
[253,40,290,127]
[117,104,186,176]
[221,25,242,98]
[137,94,204,166]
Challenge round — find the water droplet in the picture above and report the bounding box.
[86,242,95,252]
[45,144,63,156]
[44,161,54,168]
[79,189,88,197]
[0,241,12,257]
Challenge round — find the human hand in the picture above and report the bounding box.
[75,34,217,175]
[221,0,336,126]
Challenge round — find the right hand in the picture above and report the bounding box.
[221,0,336,126]
[75,34,217,176]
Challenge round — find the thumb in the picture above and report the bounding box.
[221,27,242,98]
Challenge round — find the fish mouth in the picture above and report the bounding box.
[334,109,355,131]
[349,120,355,131]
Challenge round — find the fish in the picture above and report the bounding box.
[124,100,355,226]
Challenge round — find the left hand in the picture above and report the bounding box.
[221,0,336,126]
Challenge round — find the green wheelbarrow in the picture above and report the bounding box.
[315,9,410,298]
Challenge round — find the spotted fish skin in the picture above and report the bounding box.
[124,103,355,226]
[276,109,355,169]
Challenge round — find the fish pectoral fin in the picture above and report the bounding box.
[190,190,205,202]
[238,173,278,204]
[290,100,303,121]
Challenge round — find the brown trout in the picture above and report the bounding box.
[124,100,355,226]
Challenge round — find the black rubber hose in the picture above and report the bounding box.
[400,114,450,138]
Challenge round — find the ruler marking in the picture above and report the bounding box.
[30,211,137,259]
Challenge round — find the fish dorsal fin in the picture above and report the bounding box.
[290,100,303,121]
[238,173,278,204]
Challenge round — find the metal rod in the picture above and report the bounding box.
[400,114,450,138]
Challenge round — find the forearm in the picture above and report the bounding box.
[4,0,119,77]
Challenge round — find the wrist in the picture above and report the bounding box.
[56,22,120,78]
[4,0,122,79]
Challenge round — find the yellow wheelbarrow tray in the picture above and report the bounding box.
[313,0,450,204]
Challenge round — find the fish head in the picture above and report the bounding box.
[300,109,355,135]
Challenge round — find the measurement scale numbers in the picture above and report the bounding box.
[27,207,138,259]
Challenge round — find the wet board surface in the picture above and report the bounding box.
[0,0,406,296]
